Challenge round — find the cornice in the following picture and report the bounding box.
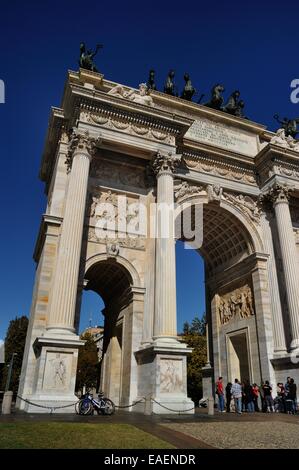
[255,143,299,166]
[181,146,257,186]
[64,83,193,136]
[39,107,67,185]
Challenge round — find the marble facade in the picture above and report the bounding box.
[17,69,299,413]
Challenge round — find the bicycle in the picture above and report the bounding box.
[76,391,115,416]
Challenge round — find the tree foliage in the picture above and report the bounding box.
[1,316,28,393]
[181,315,207,405]
[76,332,99,393]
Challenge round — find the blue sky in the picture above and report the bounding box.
[1,0,299,339]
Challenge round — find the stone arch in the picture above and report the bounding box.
[85,252,142,289]
[175,195,264,273]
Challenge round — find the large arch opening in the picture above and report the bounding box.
[176,200,260,396]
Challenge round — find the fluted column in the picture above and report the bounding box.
[47,130,99,334]
[152,151,181,342]
[260,202,287,352]
[271,184,299,350]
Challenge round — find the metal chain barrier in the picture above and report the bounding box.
[151,398,195,414]
[16,395,195,414]
[17,395,80,414]
[114,398,145,409]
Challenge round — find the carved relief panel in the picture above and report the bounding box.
[216,284,255,326]
[160,359,183,393]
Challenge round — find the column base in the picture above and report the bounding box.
[134,341,194,415]
[17,335,84,413]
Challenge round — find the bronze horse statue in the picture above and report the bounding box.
[181,73,196,101]
[204,84,225,110]
[164,70,178,97]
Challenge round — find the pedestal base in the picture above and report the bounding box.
[202,364,214,399]
[134,340,194,415]
[17,334,84,413]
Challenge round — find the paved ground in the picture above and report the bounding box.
[1,407,299,449]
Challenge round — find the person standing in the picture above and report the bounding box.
[262,381,274,412]
[252,383,260,412]
[244,380,255,412]
[231,379,243,414]
[288,378,297,415]
[216,376,225,412]
[226,382,232,412]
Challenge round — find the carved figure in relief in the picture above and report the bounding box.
[50,357,66,387]
[207,184,223,202]
[175,181,203,201]
[270,128,289,147]
[108,83,154,106]
[218,285,254,325]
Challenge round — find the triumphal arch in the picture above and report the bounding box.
[18,69,299,413]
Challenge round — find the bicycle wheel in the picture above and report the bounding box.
[78,399,93,415]
[103,398,115,415]
[75,401,81,415]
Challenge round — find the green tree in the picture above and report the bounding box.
[182,315,207,405]
[76,332,99,393]
[1,316,28,393]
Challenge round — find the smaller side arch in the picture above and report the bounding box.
[85,252,142,288]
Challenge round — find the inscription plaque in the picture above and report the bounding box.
[185,117,258,156]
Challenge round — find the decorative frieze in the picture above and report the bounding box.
[174,181,204,201]
[222,191,260,224]
[183,152,256,185]
[87,228,146,250]
[217,284,255,326]
[80,110,175,145]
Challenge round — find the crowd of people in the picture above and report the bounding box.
[215,376,298,415]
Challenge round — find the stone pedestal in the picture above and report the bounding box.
[1,391,13,415]
[22,336,84,413]
[202,364,214,399]
[134,342,194,414]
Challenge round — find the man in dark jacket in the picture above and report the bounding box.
[288,378,297,414]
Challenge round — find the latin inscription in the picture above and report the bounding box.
[185,117,257,156]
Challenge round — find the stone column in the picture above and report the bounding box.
[152,151,181,342]
[271,184,299,350]
[47,130,99,334]
[260,204,287,352]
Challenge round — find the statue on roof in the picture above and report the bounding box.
[273,114,299,139]
[204,84,225,110]
[79,42,103,72]
[147,70,157,91]
[164,70,178,96]
[181,73,196,101]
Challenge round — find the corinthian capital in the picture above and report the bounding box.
[268,183,293,205]
[66,130,101,172]
[151,151,181,176]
